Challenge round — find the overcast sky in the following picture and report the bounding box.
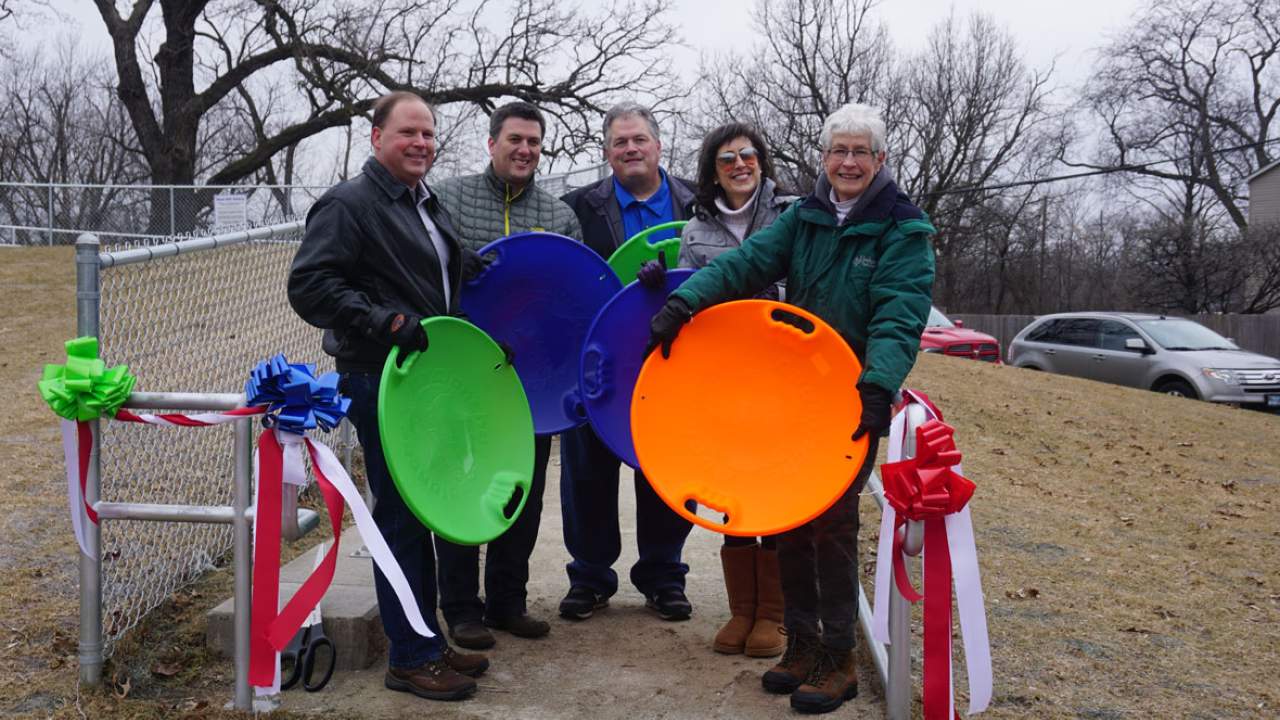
[49,0,1144,87]
[670,0,1144,88]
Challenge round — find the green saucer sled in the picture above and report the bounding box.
[607,220,686,283]
[377,317,534,545]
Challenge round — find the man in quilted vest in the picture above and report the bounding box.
[433,101,581,650]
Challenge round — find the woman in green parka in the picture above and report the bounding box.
[646,102,935,715]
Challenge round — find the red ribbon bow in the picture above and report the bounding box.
[879,418,975,720]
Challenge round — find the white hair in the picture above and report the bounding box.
[819,103,887,154]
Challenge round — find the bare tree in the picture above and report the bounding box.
[92,0,680,231]
[693,0,894,193]
[0,41,148,242]
[1073,0,1279,231]
[894,12,1057,309]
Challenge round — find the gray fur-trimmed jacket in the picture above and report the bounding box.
[435,164,582,250]
[678,178,795,300]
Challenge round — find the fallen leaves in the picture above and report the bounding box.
[1006,587,1040,600]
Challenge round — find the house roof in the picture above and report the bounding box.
[1247,158,1280,183]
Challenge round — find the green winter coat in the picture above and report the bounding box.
[672,172,936,393]
[435,164,582,250]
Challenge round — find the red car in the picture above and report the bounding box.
[920,306,1001,362]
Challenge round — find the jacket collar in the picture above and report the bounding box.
[483,163,535,202]
[803,167,895,225]
[363,156,419,201]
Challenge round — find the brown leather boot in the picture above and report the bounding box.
[744,546,784,657]
[384,658,477,701]
[761,629,821,694]
[442,645,489,677]
[790,646,858,714]
[712,544,757,654]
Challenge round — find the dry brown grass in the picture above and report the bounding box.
[1,246,1277,718]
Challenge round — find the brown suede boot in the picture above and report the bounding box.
[712,544,757,654]
[744,547,784,657]
[385,658,477,701]
[761,629,821,694]
[790,646,858,714]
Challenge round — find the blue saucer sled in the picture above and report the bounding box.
[461,232,624,435]
[579,269,694,468]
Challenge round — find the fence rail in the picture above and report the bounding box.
[951,312,1280,361]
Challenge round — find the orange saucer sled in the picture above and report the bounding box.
[631,300,869,536]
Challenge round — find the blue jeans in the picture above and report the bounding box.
[559,423,692,597]
[342,372,445,668]
[776,437,879,651]
[434,434,552,624]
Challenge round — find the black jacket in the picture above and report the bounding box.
[560,172,697,260]
[288,157,464,373]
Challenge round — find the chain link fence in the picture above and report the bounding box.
[89,224,340,654]
[1,182,330,247]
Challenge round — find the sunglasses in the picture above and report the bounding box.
[716,147,759,167]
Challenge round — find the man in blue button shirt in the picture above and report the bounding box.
[559,102,697,622]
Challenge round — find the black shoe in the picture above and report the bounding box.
[644,588,692,621]
[484,613,551,638]
[447,620,495,650]
[558,586,609,620]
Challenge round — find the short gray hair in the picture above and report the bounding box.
[819,103,886,154]
[603,102,661,146]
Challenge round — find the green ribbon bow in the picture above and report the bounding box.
[38,337,136,421]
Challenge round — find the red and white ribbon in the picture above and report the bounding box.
[56,406,434,694]
[248,428,436,693]
[871,389,992,717]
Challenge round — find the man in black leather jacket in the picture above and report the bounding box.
[288,91,489,703]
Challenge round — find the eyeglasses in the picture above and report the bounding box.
[716,147,759,167]
[825,147,877,163]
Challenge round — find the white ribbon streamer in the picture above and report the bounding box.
[947,506,992,714]
[61,419,91,558]
[305,437,434,639]
[275,430,308,487]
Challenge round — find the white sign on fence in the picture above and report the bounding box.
[213,193,249,232]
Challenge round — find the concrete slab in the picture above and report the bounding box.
[205,526,387,671]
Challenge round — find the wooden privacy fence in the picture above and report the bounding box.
[949,313,1280,361]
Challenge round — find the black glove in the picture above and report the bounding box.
[387,313,429,352]
[462,248,494,282]
[636,254,668,289]
[644,296,694,359]
[852,382,894,441]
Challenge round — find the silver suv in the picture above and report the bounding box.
[1007,312,1280,407]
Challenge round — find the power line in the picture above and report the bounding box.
[919,137,1280,198]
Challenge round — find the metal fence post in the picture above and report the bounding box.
[48,184,55,246]
[75,234,103,686]
[169,187,176,237]
[232,416,252,711]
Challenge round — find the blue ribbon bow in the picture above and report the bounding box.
[245,354,350,434]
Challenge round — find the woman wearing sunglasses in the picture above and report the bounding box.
[682,123,793,660]
[678,123,792,302]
